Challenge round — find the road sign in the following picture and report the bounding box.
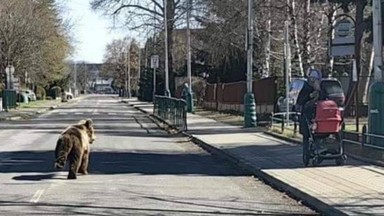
[5,65,14,90]
[5,65,15,74]
[13,77,20,90]
[331,18,355,57]
[151,55,159,69]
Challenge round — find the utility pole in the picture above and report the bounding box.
[373,0,383,81]
[74,61,77,96]
[186,0,194,112]
[164,0,170,97]
[128,43,132,98]
[138,45,141,97]
[284,20,291,125]
[244,0,257,127]
[125,51,128,98]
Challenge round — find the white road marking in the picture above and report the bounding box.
[92,109,98,115]
[30,189,45,203]
[75,112,83,115]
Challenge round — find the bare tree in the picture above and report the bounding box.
[91,0,191,95]
[102,37,140,91]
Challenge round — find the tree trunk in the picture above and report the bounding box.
[362,46,374,104]
[264,0,271,77]
[290,0,304,77]
[327,6,337,76]
[302,0,311,74]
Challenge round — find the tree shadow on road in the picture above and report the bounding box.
[0,199,312,215]
[1,150,248,180]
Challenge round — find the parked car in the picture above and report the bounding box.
[277,78,306,113]
[277,78,345,113]
[65,92,74,100]
[320,78,345,107]
[20,89,36,101]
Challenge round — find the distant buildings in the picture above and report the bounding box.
[68,63,114,93]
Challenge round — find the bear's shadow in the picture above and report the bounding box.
[1,149,245,182]
[12,174,57,181]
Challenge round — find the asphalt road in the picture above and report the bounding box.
[0,95,316,215]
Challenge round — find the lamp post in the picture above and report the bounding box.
[128,44,132,98]
[186,0,194,112]
[164,0,170,97]
[138,45,141,97]
[244,0,257,128]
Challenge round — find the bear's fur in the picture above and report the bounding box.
[54,119,96,179]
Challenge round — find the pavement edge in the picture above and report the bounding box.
[0,95,86,121]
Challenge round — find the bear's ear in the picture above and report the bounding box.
[84,119,93,128]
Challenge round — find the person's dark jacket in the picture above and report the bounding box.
[296,81,319,135]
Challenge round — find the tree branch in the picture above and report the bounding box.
[113,4,163,17]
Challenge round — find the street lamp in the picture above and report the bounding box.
[123,43,132,98]
[164,0,170,97]
[186,0,194,113]
[127,44,132,99]
[244,0,257,127]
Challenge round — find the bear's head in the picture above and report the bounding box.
[81,119,96,144]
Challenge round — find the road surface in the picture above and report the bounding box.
[0,95,315,215]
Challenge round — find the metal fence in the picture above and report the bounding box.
[271,112,384,151]
[153,95,187,131]
[270,112,300,135]
[345,125,384,151]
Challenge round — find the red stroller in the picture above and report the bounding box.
[303,100,347,166]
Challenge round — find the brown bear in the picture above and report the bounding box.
[54,119,96,179]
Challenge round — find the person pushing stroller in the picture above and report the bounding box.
[295,69,346,166]
[296,69,322,151]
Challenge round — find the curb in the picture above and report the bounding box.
[188,135,346,216]
[265,131,384,167]
[0,102,61,122]
[264,131,302,145]
[127,102,345,216]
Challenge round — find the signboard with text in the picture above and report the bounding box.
[151,55,159,69]
[331,18,355,57]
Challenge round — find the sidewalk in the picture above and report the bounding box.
[126,99,384,216]
[0,95,84,121]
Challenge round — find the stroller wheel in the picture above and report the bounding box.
[312,156,321,167]
[336,155,347,166]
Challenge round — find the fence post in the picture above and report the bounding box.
[362,124,367,147]
[281,116,285,133]
[293,113,297,135]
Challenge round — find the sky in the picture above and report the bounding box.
[60,0,127,64]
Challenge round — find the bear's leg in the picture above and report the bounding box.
[54,136,72,169]
[78,150,89,175]
[67,147,83,180]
